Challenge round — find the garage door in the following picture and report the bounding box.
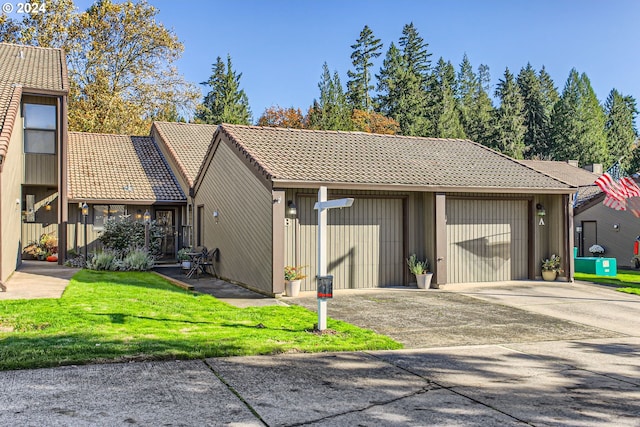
[298,197,403,290]
[446,199,528,283]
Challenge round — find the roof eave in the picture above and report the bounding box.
[271,179,576,194]
[67,198,187,205]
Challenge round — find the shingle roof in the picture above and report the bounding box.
[152,121,217,187]
[519,160,602,207]
[0,43,68,161]
[518,160,600,187]
[216,125,574,191]
[67,132,185,203]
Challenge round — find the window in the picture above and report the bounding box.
[92,205,125,231]
[24,103,56,154]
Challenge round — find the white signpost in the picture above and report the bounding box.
[314,186,354,331]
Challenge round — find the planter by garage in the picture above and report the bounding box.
[415,273,434,289]
[541,270,557,281]
[285,279,302,297]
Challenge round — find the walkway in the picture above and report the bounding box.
[0,260,76,300]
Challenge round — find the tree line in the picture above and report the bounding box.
[3,3,638,171]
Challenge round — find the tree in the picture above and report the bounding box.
[196,54,252,125]
[457,54,478,137]
[1,0,198,135]
[604,89,638,169]
[517,63,547,158]
[306,63,352,131]
[257,106,305,128]
[351,109,399,134]
[376,23,432,136]
[493,68,526,159]
[430,58,465,138]
[551,69,608,165]
[346,25,383,111]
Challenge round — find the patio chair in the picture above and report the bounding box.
[199,248,218,277]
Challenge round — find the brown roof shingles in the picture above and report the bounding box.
[67,132,185,203]
[218,125,573,191]
[152,121,218,187]
[0,43,68,161]
[518,160,600,187]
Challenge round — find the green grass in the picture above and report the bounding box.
[0,270,401,370]
[575,269,640,295]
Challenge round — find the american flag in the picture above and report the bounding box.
[594,172,628,202]
[595,173,640,215]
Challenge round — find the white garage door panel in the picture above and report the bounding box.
[446,199,528,283]
[299,197,403,290]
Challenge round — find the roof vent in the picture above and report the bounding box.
[18,50,24,59]
[584,164,603,174]
[123,184,133,192]
[567,160,579,167]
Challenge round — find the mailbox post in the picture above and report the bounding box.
[314,186,353,331]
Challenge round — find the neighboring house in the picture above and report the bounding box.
[150,121,218,248]
[66,132,186,260]
[193,125,576,296]
[0,43,68,285]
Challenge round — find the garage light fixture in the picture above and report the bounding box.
[287,200,297,216]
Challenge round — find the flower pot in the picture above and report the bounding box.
[415,273,433,289]
[181,260,191,270]
[542,270,557,281]
[285,279,302,297]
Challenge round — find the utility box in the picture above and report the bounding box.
[317,275,333,299]
[574,257,617,276]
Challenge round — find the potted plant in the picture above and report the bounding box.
[407,254,433,289]
[588,244,605,257]
[284,265,306,297]
[177,247,192,270]
[541,254,562,281]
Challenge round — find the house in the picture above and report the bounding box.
[150,121,218,248]
[193,125,577,296]
[0,43,68,285]
[66,132,186,259]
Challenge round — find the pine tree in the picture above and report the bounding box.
[457,54,478,137]
[306,63,352,131]
[604,89,638,168]
[494,68,526,159]
[517,63,547,158]
[551,69,608,165]
[430,58,465,138]
[346,25,383,111]
[375,23,432,136]
[196,55,252,125]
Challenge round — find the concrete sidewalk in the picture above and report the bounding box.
[1,337,638,426]
[0,260,76,299]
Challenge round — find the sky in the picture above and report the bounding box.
[42,0,640,123]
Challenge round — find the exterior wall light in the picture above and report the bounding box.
[287,200,297,216]
[143,209,151,224]
[136,209,142,220]
[45,202,52,211]
[536,203,546,217]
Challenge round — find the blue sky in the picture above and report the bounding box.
[65,0,640,122]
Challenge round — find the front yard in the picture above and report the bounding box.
[0,270,401,370]
[575,270,640,295]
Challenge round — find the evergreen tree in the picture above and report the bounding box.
[459,62,495,146]
[550,69,608,165]
[306,63,352,130]
[604,89,638,169]
[346,25,383,111]
[494,68,526,159]
[537,66,560,158]
[456,54,478,137]
[196,54,252,125]
[517,63,547,158]
[430,58,465,138]
[375,23,431,136]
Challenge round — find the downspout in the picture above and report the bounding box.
[189,187,195,247]
[0,165,4,291]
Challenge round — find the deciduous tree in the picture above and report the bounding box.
[257,106,304,128]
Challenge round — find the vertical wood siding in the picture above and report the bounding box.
[296,194,403,290]
[24,154,57,185]
[195,140,273,293]
[446,198,528,283]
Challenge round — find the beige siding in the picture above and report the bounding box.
[24,153,57,185]
[575,201,638,267]
[446,198,528,283]
[294,194,404,290]
[195,140,273,294]
[1,120,25,282]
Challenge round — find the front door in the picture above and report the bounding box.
[155,209,176,261]
[581,221,597,257]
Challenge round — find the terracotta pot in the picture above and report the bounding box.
[542,270,557,281]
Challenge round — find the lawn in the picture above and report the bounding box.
[0,270,401,370]
[575,269,640,295]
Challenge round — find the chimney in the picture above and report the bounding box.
[567,160,579,168]
[584,164,603,174]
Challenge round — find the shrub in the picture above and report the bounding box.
[98,218,162,257]
[87,251,117,271]
[123,249,154,271]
